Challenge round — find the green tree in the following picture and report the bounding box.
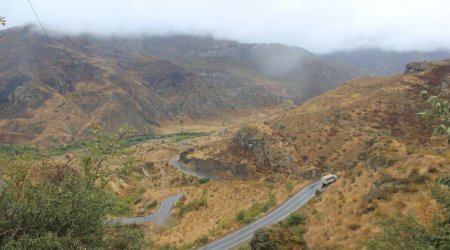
[80,123,138,187]
[0,124,146,249]
[419,83,450,144]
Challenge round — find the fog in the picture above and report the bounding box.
[3,0,450,53]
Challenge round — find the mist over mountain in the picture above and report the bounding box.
[323,48,450,75]
[4,0,450,53]
[0,25,360,145]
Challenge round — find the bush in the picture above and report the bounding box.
[198,177,210,184]
[173,131,209,143]
[0,124,146,248]
[285,181,294,192]
[178,198,207,217]
[367,174,450,249]
[147,199,158,210]
[286,213,305,227]
[104,225,149,249]
[347,223,361,231]
[194,235,209,246]
[235,195,276,224]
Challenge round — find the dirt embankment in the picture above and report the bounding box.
[180,148,249,179]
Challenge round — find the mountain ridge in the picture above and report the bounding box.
[0,26,361,145]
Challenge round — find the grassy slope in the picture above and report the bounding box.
[191,60,450,248]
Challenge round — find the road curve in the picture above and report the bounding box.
[170,157,224,181]
[198,181,323,250]
[107,193,183,224]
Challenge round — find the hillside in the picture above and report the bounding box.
[323,48,450,75]
[0,26,240,145]
[181,60,450,248]
[0,26,365,146]
[133,35,366,103]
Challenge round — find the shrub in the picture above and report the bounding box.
[178,198,207,217]
[147,199,158,210]
[198,177,210,184]
[0,124,146,248]
[194,235,209,246]
[285,181,294,192]
[347,223,361,231]
[235,195,276,224]
[286,213,305,227]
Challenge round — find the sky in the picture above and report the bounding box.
[3,0,450,53]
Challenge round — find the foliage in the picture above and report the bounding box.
[285,212,305,227]
[366,216,432,250]
[177,197,207,217]
[0,16,5,26]
[198,177,210,184]
[285,181,294,192]
[0,161,109,248]
[79,123,138,187]
[236,194,276,224]
[193,235,209,246]
[173,131,209,143]
[47,141,85,156]
[103,225,150,250]
[2,233,83,250]
[235,126,260,148]
[44,130,209,156]
[122,131,209,146]
[419,83,450,144]
[110,193,137,216]
[125,133,158,146]
[250,212,307,250]
[147,199,158,210]
[366,174,450,249]
[0,124,146,249]
[0,144,39,156]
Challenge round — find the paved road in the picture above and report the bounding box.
[170,157,224,181]
[176,138,194,146]
[107,193,183,224]
[198,181,323,250]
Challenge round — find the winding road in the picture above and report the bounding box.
[112,135,323,250]
[107,193,183,225]
[198,181,323,250]
[170,157,224,181]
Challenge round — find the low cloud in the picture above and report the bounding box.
[3,0,450,53]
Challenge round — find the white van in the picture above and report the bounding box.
[321,174,337,185]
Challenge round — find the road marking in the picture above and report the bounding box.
[199,181,321,250]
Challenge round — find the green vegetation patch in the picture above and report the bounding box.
[177,197,208,217]
[172,131,210,143]
[0,144,39,156]
[250,211,307,249]
[236,194,276,224]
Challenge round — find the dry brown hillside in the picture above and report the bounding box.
[0,26,245,145]
[182,60,450,248]
[183,60,450,179]
[0,26,365,146]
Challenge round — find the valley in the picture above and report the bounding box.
[1,23,450,250]
[99,59,450,249]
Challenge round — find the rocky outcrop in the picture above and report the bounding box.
[180,149,249,179]
[235,126,293,172]
[404,61,433,74]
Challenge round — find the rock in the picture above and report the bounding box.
[404,61,433,74]
[296,167,321,180]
